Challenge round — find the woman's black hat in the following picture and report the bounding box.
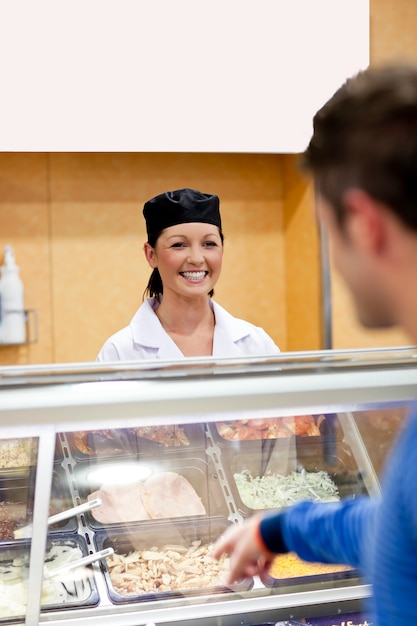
[143,188,221,241]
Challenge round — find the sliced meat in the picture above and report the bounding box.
[88,482,151,524]
[142,471,206,519]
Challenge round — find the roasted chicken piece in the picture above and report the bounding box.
[216,415,320,441]
[73,430,133,455]
[131,425,190,447]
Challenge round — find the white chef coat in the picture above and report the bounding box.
[97,297,280,361]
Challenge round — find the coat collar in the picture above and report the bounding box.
[129,297,251,358]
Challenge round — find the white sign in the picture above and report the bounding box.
[0,0,369,151]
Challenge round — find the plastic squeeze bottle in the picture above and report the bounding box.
[0,244,26,344]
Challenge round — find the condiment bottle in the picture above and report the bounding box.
[0,245,25,344]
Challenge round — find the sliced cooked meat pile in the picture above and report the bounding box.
[88,471,206,524]
[88,481,150,524]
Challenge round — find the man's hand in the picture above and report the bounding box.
[212,514,275,585]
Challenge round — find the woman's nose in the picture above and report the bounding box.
[187,245,204,264]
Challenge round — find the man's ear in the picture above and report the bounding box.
[144,242,157,268]
[342,189,387,256]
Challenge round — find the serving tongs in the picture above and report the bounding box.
[14,498,102,539]
[44,547,114,579]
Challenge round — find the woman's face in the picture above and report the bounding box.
[144,222,223,299]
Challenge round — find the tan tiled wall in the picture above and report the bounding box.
[0,153,321,365]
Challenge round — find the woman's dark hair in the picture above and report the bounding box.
[301,63,417,231]
[143,228,224,300]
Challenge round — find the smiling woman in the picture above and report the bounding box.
[96,188,280,361]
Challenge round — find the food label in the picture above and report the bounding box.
[305,612,372,626]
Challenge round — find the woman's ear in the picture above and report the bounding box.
[144,242,157,268]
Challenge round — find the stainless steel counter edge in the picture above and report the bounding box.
[37,583,372,626]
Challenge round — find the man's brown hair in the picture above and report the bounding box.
[302,63,417,230]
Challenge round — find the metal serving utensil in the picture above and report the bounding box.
[14,498,102,539]
[44,547,114,579]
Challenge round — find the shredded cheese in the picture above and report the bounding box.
[234,468,339,509]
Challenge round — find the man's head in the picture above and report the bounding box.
[302,63,417,332]
[302,63,417,230]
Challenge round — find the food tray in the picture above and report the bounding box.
[0,436,63,472]
[260,552,357,590]
[0,468,77,541]
[67,424,206,461]
[0,437,38,474]
[221,441,369,516]
[74,453,228,529]
[0,472,35,542]
[349,406,407,477]
[210,413,331,443]
[0,533,99,620]
[208,413,342,467]
[134,423,207,455]
[94,518,252,604]
[66,430,139,461]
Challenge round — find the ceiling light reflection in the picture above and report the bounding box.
[88,463,152,485]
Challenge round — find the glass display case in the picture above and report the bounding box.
[0,346,416,626]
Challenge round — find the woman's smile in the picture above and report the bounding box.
[145,222,223,299]
[180,270,208,282]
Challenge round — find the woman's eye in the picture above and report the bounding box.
[170,240,218,249]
